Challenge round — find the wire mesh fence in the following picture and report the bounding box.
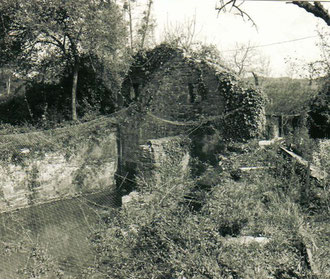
[0,104,233,278]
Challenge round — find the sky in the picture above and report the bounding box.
[152,0,330,77]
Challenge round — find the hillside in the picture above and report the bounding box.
[244,76,320,115]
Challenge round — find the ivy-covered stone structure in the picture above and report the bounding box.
[118,44,266,185]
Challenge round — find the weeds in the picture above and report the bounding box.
[1,121,328,278]
[87,140,329,279]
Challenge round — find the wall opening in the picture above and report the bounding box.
[132,83,140,100]
[188,83,195,103]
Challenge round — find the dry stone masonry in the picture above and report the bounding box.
[0,44,268,211]
[0,120,118,212]
[118,44,266,182]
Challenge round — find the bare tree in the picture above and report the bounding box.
[123,0,134,51]
[161,14,200,51]
[216,0,258,28]
[316,27,330,74]
[225,41,271,84]
[285,28,330,80]
[138,0,155,49]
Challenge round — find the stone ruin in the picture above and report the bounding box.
[116,44,266,190]
[0,44,267,211]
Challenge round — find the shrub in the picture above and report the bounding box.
[17,243,65,279]
[285,123,317,161]
[309,79,330,139]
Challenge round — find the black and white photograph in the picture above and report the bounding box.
[0,0,329,278]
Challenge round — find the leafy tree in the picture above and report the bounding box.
[0,0,128,121]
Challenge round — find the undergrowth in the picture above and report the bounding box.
[85,141,329,279]
[0,116,116,164]
[2,120,327,278]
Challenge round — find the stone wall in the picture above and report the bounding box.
[121,45,266,141]
[122,50,226,123]
[0,114,192,211]
[265,114,307,139]
[0,121,118,212]
[136,136,191,186]
[265,115,281,139]
[118,108,193,171]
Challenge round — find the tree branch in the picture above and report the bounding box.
[35,39,63,49]
[216,1,330,27]
[216,0,258,29]
[39,28,67,55]
[292,1,330,26]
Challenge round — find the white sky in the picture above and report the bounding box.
[152,0,330,77]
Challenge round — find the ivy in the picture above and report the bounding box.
[122,44,266,141]
[217,72,266,140]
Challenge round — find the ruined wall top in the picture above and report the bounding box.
[120,44,266,141]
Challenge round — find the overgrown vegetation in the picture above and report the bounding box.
[121,44,266,142]
[218,72,266,140]
[261,77,318,115]
[0,1,329,278]
[0,116,116,164]
[0,0,129,122]
[82,139,329,279]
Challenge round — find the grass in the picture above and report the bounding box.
[87,139,329,279]
[0,116,117,164]
[1,119,328,278]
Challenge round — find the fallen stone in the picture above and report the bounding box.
[239,166,275,171]
[122,191,140,205]
[258,137,284,147]
[225,236,270,245]
[20,148,30,154]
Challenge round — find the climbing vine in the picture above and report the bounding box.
[218,72,266,140]
[121,44,266,141]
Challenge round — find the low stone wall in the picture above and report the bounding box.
[0,123,118,212]
[136,136,191,186]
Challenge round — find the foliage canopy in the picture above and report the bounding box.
[0,0,128,120]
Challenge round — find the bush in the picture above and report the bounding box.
[285,123,317,162]
[309,79,330,139]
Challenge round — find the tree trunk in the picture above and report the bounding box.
[292,1,330,26]
[128,0,133,52]
[252,72,259,86]
[140,0,153,49]
[72,62,79,121]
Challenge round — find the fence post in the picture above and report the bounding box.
[302,161,311,203]
[280,114,284,137]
